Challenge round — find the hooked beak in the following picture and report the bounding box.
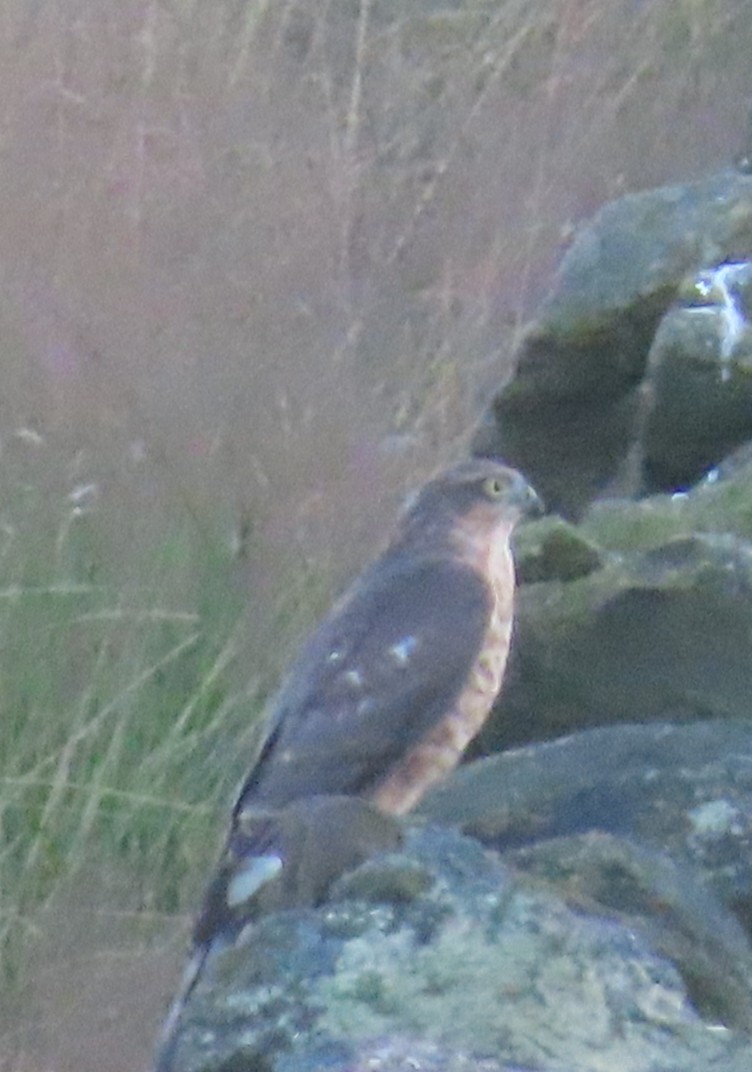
[509,470,545,519]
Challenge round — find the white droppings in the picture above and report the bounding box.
[343,668,363,687]
[689,262,751,382]
[714,263,747,372]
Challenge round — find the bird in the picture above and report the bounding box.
[154,457,542,1069]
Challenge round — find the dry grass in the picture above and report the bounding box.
[0,443,242,952]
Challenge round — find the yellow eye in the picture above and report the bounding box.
[482,475,506,499]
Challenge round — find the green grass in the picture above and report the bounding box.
[0,447,278,986]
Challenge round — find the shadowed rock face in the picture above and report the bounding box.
[479,424,752,753]
[489,523,752,751]
[473,170,752,517]
[640,261,752,491]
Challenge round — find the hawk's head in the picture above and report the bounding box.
[394,458,543,558]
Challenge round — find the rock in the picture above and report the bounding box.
[580,443,752,553]
[422,720,752,943]
[494,442,752,754]
[512,514,603,584]
[474,170,752,517]
[511,831,752,1035]
[491,528,752,751]
[157,825,752,1072]
[422,720,752,1033]
[640,260,752,492]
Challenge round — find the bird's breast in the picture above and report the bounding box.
[370,573,514,816]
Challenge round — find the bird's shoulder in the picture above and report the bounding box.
[279,551,492,707]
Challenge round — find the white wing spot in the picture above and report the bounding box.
[227,854,283,907]
[389,635,418,665]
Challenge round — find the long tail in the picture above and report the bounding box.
[151,795,402,1070]
[152,945,210,1072]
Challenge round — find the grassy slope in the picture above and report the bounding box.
[0,447,244,978]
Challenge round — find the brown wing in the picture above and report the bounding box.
[234,553,492,815]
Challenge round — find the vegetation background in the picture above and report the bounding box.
[0,1,750,1068]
